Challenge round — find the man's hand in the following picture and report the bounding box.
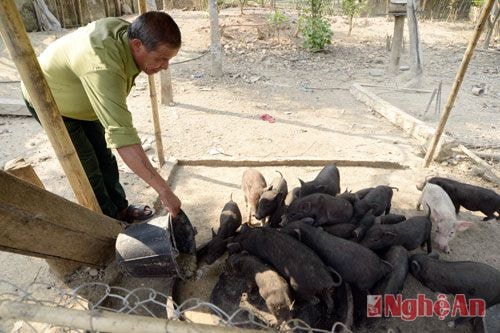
[116,144,182,218]
[159,188,181,218]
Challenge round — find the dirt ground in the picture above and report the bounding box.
[0,6,499,333]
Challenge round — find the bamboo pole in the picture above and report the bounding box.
[0,301,265,333]
[0,0,101,213]
[423,0,495,167]
[137,0,166,167]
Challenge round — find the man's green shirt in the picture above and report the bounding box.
[22,18,141,148]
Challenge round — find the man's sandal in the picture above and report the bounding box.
[117,204,155,223]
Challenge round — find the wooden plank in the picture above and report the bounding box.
[0,170,123,265]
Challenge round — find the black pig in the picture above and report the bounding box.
[410,253,500,309]
[353,185,396,219]
[228,227,340,313]
[286,193,353,226]
[360,208,432,253]
[283,220,391,291]
[428,177,500,221]
[371,245,409,295]
[202,197,242,264]
[298,164,341,197]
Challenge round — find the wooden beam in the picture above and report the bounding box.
[0,0,102,213]
[389,15,405,74]
[423,0,496,167]
[0,170,123,265]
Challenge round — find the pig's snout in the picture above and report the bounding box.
[435,235,451,254]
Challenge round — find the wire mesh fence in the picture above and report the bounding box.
[0,279,356,333]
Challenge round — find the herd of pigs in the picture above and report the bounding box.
[196,164,500,330]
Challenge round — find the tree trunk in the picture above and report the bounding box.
[483,2,499,49]
[33,0,62,31]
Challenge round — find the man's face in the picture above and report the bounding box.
[131,39,179,75]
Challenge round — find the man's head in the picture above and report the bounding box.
[128,11,181,75]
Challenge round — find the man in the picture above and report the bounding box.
[22,11,181,221]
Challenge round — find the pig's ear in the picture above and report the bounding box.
[299,179,305,187]
[410,260,421,273]
[266,184,274,192]
[384,231,397,241]
[456,221,473,232]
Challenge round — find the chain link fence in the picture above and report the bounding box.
[0,279,357,333]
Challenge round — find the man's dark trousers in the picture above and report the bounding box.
[26,103,128,218]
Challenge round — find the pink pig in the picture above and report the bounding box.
[417,183,473,253]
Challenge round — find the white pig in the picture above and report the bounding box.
[417,183,473,253]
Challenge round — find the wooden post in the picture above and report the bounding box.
[114,0,121,16]
[406,0,423,87]
[160,68,174,105]
[104,0,111,17]
[0,170,122,265]
[423,0,496,167]
[75,0,83,26]
[138,0,166,167]
[389,15,405,74]
[209,0,223,77]
[55,0,65,28]
[0,0,101,213]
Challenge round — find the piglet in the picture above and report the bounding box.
[298,163,341,197]
[353,185,396,219]
[255,171,288,227]
[371,245,409,295]
[228,227,340,313]
[428,177,500,221]
[241,168,267,225]
[228,252,293,323]
[322,223,357,239]
[286,193,353,226]
[360,207,432,253]
[202,196,242,264]
[417,183,473,253]
[410,253,500,309]
[283,220,391,291]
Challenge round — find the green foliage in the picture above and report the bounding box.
[300,16,333,51]
[267,9,290,28]
[341,0,364,18]
[471,0,484,7]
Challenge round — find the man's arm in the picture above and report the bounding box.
[116,143,181,217]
